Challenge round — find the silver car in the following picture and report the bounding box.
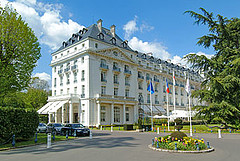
[37,123,47,133]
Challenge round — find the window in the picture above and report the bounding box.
[60,89,63,95]
[113,51,118,56]
[55,56,57,59]
[163,96,166,102]
[67,50,69,54]
[74,72,77,83]
[95,43,98,48]
[54,67,56,73]
[54,78,56,87]
[74,47,77,51]
[163,85,166,92]
[125,89,129,97]
[114,107,120,122]
[74,87,77,94]
[155,95,158,104]
[67,88,70,94]
[114,88,118,96]
[60,76,63,86]
[146,73,150,80]
[54,90,56,96]
[155,84,158,92]
[82,43,85,48]
[82,85,85,95]
[81,57,84,63]
[125,76,129,85]
[101,106,106,122]
[147,94,150,103]
[82,108,85,123]
[138,81,143,90]
[113,74,118,84]
[101,71,106,82]
[101,86,106,95]
[81,70,85,81]
[66,74,70,84]
[126,107,130,122]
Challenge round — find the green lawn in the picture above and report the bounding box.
[0,133,74,150]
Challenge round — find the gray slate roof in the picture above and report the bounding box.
[57,24,133,52]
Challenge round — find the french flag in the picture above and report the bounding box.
[166,79,170,93]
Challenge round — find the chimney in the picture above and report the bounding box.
[97,19,102,32]
[147,52,153,56]
[110,25,116,37]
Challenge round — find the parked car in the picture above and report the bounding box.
[37,123,47,133]
[46,123,63,134]
[61,123,90,136]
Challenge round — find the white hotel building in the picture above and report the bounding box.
[38,19,203,127]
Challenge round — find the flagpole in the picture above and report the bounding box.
[173,70,176,113]
[167,92,169,131]
[189,93,192,136]
[150,82,153,131]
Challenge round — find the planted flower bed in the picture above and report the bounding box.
[151,131,212,152]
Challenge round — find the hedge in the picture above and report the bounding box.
[0,107,39,143]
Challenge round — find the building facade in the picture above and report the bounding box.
[38,19,203,127]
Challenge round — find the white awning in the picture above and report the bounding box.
[49,100,68,113]
[41,101,61,114]
[37,102,54,114]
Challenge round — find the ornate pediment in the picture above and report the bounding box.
[95,47,136,64]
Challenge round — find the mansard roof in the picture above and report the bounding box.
[57,24,133,52]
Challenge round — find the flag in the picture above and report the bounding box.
[185,78,191,95]
[166,79,170,94]
[147,81,154,94]
[173,70,176,86]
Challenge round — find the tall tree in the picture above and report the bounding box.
[0,6,41,97]
[184,8,240,128]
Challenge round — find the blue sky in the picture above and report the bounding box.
[2,0,240,85]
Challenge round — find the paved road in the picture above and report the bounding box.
[0,130,239,161]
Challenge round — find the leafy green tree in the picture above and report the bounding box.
[184,8,240,128]
[25,88,48,110]
[0,6,41,97]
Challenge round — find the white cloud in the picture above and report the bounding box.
[123,16,138,40]
[171,51,214,67]
[0,0,84,50]
[140,22,154,32]
[33,72,51,82]
[128,37,171,60]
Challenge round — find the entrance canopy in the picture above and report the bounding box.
[38,101,67,114]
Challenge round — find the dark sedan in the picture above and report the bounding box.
[61,123,90,136]
[46,123,63,134]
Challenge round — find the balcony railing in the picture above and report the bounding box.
[81,78,85,81]
[64,67,70,72]
[101,79,107,82]
[176,103,179,106]
[138,75,144,79]
[155,101,159,104]
[181,93,184,96]
[81,94,85,98]
[138,87,143,90]
[180,84,185,88]
[155,89,158,92]
[125,82,130,86]
[147,100,150,103]
[146,77,151,80]
[169,82,173,85]
[74,80,77,83]
[100,63,109,69]
[113,66,121,72]
[124,69,132,74]
[154,78,159,82]
[170,102,173,105]
[181,103,184,106]
[60,83,63,86]
[71,65,78,70]
[113,81,119,84]
[58,69,63,74]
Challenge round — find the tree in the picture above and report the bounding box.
[25,88,48,110]
[184,8,240,128]
[0,6,41,97]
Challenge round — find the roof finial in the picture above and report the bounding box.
[97,19,102,32]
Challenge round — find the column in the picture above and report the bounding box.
[54,112,57,123]
[97,102,101,126]
[133,104,138,123]
[78,102,81,123]
[48,113,51,123]
[123,104,126,124]
[61,105,64,124]
[111,103,114,124]
[69,101,73,123]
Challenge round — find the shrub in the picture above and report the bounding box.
[174,118,183,131]
[170,131,187,140]
[0,107,39,143]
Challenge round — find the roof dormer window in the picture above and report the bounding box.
[62,41,67,47]
[110,37,116,44]
[97,32,104,40]
[122,41,128,48]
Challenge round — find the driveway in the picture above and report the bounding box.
[0,130,239,161]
